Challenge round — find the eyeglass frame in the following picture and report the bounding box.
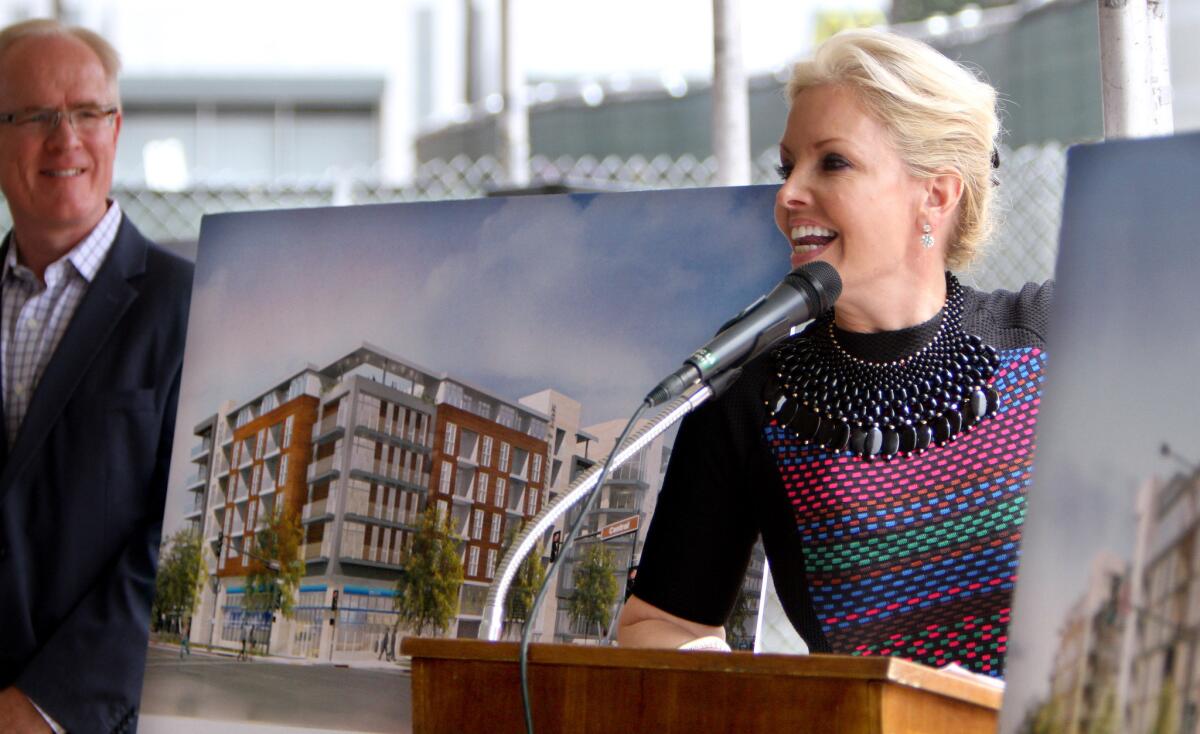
[0,105,120,135]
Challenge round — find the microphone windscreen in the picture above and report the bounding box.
[792,261,842,313]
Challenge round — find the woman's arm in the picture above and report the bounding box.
[617,594,725,649]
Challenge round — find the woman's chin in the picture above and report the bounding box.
[790,247,830,270]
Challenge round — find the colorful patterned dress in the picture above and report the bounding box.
[634,281,1051,678]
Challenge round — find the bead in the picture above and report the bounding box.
[826,421,851,451]
[788,408,822,442]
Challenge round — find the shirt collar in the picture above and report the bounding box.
[3,201,122,285]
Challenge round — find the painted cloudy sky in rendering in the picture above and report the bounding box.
[999,132,1200,729]
[164,185,784,537]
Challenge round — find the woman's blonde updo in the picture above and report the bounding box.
[788,29,1000,269]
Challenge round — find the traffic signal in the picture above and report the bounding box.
[215,531,224,557]
[331,589,339,612]
[625,565,638,601]
[550,530,562,562]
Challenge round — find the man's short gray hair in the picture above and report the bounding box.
[0,18,122,105]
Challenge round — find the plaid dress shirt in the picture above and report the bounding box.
[2,202,122,448]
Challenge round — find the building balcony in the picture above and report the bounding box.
[308,454,341,484]
[303,541,331,563]
[190,441,212,459]
[183,499,204,519]
[313,415,344,444]
[302,497,335,522]
[339,544,405,569]
[185,471,207,492]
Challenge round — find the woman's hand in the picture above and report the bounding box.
[617,595,726,649]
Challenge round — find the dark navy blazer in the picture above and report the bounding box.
[0,218,192,733]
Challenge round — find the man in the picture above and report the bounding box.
[0,19,192,733]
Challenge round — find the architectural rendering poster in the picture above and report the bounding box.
[143,185,785,732]
[1000,132,1200,733]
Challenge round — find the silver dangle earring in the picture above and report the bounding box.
[920,223,934,249]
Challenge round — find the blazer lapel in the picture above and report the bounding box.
[0,220,145,495]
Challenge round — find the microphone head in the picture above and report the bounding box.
[789,261,842,313]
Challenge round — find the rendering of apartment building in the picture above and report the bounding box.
[187,344,552,658]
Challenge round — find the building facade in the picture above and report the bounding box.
[188,344,551,658]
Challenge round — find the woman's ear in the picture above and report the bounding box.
[922,171,964,231]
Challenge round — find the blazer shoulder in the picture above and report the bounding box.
[116,218,194,298]
[963,279,1054,350]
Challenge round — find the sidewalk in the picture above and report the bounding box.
[151,640,411,672]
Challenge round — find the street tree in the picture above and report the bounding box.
[151,528,206,634]
[502,522,546,635]
[725,584,755,648]
[395,506,464,636]
[245,506,305,620]
[567,543,618,642]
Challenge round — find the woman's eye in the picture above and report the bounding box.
[822,154,850,171]
[775,163,793,181]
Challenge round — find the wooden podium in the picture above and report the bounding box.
[402,638,1002,733]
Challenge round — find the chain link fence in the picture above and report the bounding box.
[0,143,1065,288]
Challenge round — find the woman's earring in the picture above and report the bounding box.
[920,223,934,249]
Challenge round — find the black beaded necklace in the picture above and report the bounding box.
[765,272,1002,460]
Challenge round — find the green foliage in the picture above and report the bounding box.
[1089,683,1119,734]
[503,522,546,628]
[888,0,1010,26]
[244,506,305,619]
[567,543,618,641]
[395,506,464,636]
[152,528,207,628]
[1151,677,1180,734]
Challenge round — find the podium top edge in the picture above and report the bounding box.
[399,638,1002,710]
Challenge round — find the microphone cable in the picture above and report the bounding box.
[518,398,650,734]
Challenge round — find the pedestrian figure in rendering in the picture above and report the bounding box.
[238,624,250,661]
[180,618,191,658]
[0,18,192,733]
[378,629,389,660]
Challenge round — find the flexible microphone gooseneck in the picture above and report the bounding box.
[645,261,843,407]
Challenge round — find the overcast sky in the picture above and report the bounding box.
[999,132,1200,730]
[164,184,783,538]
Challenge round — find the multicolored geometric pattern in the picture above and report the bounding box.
[763,347,1045,678]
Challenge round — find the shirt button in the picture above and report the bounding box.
[26,317,39,329]
[13,384,25,397]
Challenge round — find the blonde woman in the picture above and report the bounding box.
[619,29,1051,680]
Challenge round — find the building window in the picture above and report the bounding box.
[279,455,289,485]
[486,549,497,579]
[437,499,449,521]
[496,404,516,429]
[480,436,493,468]
[527,488,537,515]
[496,478,507,508]
[283,415,294,449]
[531,455,542,483]
[444,423,457,453]
[472,510,484,540]
[439,461,453,494]
[489,514,501,544]
[499,442,510,473]
[468,546,480,576]
[476,474,490,504]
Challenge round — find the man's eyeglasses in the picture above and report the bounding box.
[0,105,119,136]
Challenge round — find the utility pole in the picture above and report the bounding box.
[499,0,530,187]
[1097,0,1173,139]
[712,0,751,186]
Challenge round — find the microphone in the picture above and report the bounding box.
[645,261,841,407]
